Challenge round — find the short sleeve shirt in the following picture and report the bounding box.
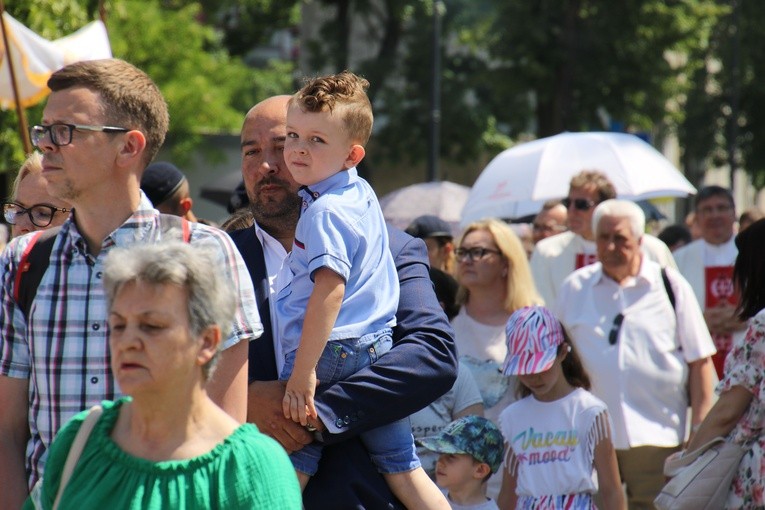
[553,258,715,449]
[0,194,262,487]
[276,168,398,354]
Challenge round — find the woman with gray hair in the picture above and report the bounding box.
[28,242,300,509]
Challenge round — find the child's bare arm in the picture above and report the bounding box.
[283,267,345,425]
[497,444,518,509]
[593,435,625,510]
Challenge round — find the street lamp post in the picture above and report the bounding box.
[427,1,443,182]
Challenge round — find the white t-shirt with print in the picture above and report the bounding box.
[499,388,612,504]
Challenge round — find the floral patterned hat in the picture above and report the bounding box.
[502,306,564,376]
[417,415,505,474]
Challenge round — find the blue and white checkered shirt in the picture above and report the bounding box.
[0,194,262,488]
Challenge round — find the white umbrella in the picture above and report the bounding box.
[379,181,470,237]
[461,131,696,225]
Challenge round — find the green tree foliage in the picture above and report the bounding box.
[292,0,512,171]
[0,0,294,174]
[676,1,765,188]
[107,0,292,161]
[477,0,723,137]
[194,0,300,57]
[294,0,725,181]
[0,0,91,173]
[734,1,765,187]
[364,0,513,169]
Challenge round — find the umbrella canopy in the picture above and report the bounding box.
[461,132,696,225]
[379,181,470,237]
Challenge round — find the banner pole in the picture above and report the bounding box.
[0,0,33,154]
[98,0,109,35]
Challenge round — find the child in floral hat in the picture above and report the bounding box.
[496,306,624,509]
[418,415,505,510]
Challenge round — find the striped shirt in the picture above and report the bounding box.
[0,195,262,488]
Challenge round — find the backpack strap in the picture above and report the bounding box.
[661,267,676,312]
[14,227,61,320]
[158,214,191,242]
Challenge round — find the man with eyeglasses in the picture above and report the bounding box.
[553,199,715,510]
[673,185,745,380]
[4,152,71,238]
[530,170,675,306]
[0,59,262,508]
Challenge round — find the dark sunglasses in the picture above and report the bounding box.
[562,197,597,211]
[608,313,625,345]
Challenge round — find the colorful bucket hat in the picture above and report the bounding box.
[417,415,505,474]
[502,306,565,376]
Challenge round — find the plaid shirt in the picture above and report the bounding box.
[0,195,262,488]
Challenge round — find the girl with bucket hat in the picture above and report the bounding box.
[496,306,625,509]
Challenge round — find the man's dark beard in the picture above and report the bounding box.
[247,179,301,232]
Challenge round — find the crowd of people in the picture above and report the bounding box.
[0,57,764,510]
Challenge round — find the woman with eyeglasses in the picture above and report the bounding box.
[3,152,72,238]
[450,218,542,498]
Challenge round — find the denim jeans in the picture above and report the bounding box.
[281,328,420,476]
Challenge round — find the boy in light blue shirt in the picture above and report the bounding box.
[276,71,448,508]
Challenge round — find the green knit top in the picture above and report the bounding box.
[26,398,301,509]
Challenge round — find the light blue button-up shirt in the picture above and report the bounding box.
[276,167,398,355]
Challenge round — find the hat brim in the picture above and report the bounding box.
[502,346,558,376]
[416,436,468,456]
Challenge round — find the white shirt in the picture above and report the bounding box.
[530,231,676,306]
[704,236,737,266]
[553,258,716,449]
[448,497,500,510]
[410,363,483,475]
[673,237,744,350]
[499,388,610,502]
[451,307,508,364]
[253,222,291,375]
[451,309,516,424]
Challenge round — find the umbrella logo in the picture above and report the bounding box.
[488,181,516,200]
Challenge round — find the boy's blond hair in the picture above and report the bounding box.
[290,71,373,145]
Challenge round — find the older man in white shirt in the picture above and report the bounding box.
[553,199,716,510]
[531,170,675,306]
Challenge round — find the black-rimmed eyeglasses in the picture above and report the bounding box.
[562,197,597,211]
[608,313,625,345]
[455,247,502,262]
[29,123,130,148]
[3,202,71,228]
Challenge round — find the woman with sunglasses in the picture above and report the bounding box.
[4,152,72,238]
[451,218,542,498]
